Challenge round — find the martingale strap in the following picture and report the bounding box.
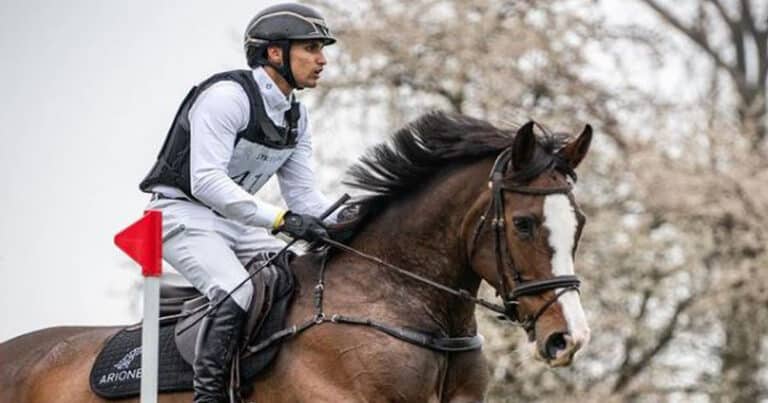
[329,315,483,352]
[245,314,483,354]
[244,251,484,356]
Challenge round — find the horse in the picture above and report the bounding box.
[0,111,592,402]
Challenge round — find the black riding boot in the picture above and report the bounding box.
[193,288,247,403]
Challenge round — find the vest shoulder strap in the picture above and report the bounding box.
[222,70,301,149]
[187,69,301,148]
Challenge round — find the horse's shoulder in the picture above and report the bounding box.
[287,252,325,288]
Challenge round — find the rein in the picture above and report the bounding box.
[247,147,583,354]
[321,238,508,316]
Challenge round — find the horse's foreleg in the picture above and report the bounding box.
[442,350,490,403]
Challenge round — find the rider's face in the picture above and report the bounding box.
[289,40,327,88]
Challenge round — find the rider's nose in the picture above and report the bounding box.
[544,331,584,365]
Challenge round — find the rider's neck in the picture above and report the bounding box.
[263,65,294,97]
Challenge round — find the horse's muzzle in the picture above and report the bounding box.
[540,330,586,367]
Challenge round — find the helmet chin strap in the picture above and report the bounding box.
[268,41,302,91]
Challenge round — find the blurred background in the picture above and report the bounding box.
[1,0,766,401]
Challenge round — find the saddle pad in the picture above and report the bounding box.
[89,324,193,399]
[89,264,296,400]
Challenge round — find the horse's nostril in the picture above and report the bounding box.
[544,332,568,359]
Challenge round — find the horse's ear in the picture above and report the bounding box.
[512,121,537,170]
[559,124,592,170]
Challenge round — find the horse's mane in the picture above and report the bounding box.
[344,111,569,214]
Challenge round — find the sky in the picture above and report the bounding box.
[0,0,293,341]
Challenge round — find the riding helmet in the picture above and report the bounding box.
[244,3,336,89]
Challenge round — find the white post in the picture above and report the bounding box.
[115,210,166,403]
[141,276,160,403]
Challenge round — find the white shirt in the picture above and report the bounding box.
[153,67,334,228]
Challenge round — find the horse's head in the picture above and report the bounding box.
[463,121,592,367]
[344,112,592,366]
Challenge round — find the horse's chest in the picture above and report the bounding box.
[268,323,447,401]
[341,333,448,394]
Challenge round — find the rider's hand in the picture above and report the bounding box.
[273,211,329,243]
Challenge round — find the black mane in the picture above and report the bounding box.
[344,111,570,213]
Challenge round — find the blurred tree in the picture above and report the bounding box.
[639,0,768,147]
[304,0,768,401]
[630,2,768,402]
[310,0,637,147]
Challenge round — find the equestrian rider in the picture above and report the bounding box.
[139,3,337,402]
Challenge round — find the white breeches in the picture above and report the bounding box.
[147,198,286,310]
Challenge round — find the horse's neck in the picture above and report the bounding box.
[335,162,490,335]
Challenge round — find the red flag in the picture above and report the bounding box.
[115,210,163,277]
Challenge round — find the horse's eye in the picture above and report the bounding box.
[513,216,535,238]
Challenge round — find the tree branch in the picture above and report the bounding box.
[738,0,759,40]
[638,0,742,87]
[706,0,735,26]
[707,0,748,80]
[612,294,696,393]
[741,0,768,101]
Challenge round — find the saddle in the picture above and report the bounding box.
[89,253,296,400]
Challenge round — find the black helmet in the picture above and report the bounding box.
[244,3,336,89]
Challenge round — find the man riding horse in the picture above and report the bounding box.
[139,3,338,401]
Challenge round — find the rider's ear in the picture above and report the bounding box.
[512,121,536,171]
[559,124,592,170]
[267,44,284,65]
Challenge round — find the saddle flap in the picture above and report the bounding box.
[241,265,280,343]
[173,272,268,366]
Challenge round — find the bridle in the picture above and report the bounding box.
[467,147,581,333]
[320,146,582,334]
[218,145,585,357]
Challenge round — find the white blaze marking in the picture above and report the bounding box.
[543,195,591,347]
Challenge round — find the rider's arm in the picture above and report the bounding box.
[188,82,285,229]
[276,104,337,223]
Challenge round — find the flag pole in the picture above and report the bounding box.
[115,210,163,403]
[140,274,160,403]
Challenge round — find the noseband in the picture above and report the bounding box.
[469,148,581,333]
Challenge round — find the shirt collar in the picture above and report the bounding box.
[253,67,292,112]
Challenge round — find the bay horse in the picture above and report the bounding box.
[0,112,592,402]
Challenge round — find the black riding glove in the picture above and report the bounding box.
[275,211,329,243]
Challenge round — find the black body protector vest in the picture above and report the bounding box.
[140,70,301,199]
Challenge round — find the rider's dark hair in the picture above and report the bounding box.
[246,46,264,69]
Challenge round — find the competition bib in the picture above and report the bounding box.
[227,140,294,194]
